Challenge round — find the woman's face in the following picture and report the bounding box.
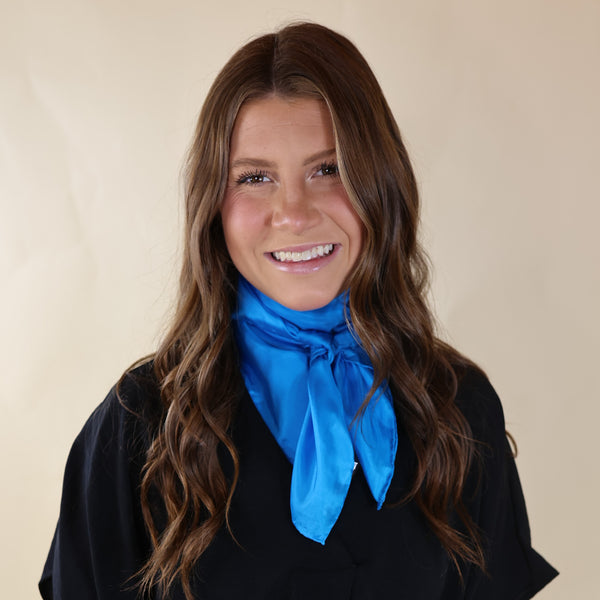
[221,95,363,311]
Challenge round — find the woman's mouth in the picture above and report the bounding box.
[271,244,334,263]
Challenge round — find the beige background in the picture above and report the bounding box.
[2,1,598,597]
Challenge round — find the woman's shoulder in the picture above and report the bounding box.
[453,366,507,446]
[115,359,163,422]
[39,361,160,599]
[452,366,560,596]
[73,359,162,460]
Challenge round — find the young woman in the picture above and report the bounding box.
[39,22,558,600]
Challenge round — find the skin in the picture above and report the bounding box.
[221,95,364,311]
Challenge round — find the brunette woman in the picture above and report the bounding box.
[39,22,557,600]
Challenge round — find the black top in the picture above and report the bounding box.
[39,364,557,599]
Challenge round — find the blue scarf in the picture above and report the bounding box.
[232,277,398,544]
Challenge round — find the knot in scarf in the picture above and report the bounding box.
[232,277,398,544]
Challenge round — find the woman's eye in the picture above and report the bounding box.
[236,171,271,185]
[316,162,339,177]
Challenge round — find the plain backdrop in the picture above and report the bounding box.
[2,1,598,598]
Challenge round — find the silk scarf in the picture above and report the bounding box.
[232,277,398,544]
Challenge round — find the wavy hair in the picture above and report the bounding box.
[135,22,484,599]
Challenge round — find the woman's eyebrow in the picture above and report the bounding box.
[229,148,336,170]
[302,148,336,166]
[229,157,276,169]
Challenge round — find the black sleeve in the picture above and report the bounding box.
[39,369,157,600]
[457,370,558,599]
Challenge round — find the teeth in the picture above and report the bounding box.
[272,244,334,263]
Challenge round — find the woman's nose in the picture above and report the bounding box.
[270,184,320,233]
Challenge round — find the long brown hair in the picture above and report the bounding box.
[135,21,484,599]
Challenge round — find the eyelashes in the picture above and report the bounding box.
[235,170,270,185]
[316,161,339,177]
[234,161,339,186]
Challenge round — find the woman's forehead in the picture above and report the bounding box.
[229,96,335,160]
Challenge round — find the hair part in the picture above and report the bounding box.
[133,21,485,599]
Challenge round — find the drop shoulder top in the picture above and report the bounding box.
[39,362,558,599]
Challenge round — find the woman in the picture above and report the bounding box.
[39,22,557,600]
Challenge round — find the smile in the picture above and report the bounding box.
[271,244,335,263]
